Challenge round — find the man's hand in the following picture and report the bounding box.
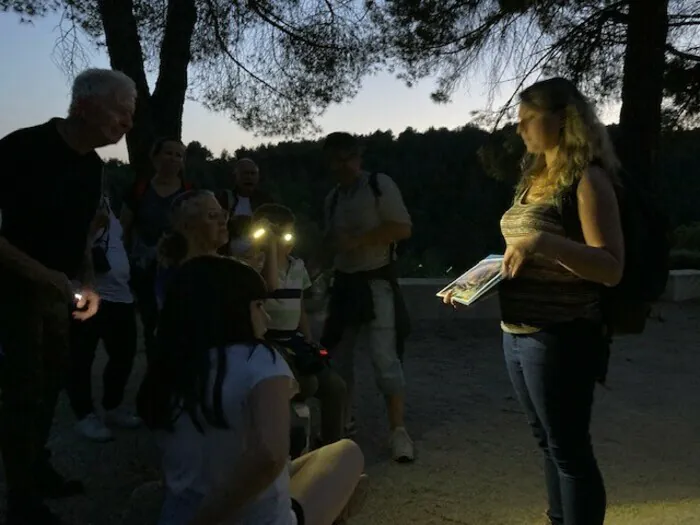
[73,288,100,321]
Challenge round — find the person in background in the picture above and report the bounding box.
[0,68,135,525]
[154,190,230,310]
[137,256,368,525]
[320,132,414,463]
[216,158,273,256]
[68,195,141,443]
[447,78,622,525]
[120,137,192,359]
[253,203,347,447]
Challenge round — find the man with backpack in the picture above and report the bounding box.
[216,157,273,256]
[319,132,414,463]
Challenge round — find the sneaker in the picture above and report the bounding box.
[335,473,370,524]
[390,427,415,463]
[7,502,65,525]
[76,413,114,442]
[105,407,142,429]
[35,462,85,499]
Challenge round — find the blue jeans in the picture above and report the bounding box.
[157,489,203,525]
[503,321,607,525]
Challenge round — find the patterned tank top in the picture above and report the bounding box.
[499,191,600,333]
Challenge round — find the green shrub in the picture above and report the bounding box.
[669,249,700,270]
[673,223,700,251]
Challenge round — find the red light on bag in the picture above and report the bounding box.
[319,349,328,356]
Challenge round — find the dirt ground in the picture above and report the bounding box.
[3,301,700,525]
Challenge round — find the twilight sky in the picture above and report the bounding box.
[0,10,619,161]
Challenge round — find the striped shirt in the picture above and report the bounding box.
[499,192,600,333]
[266,257,312,332]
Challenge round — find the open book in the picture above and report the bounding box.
[436,254,505,307]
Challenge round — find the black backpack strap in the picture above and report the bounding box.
[368,172,398,262]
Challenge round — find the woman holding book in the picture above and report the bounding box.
[447,78,623,525]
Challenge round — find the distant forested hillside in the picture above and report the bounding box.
[104,125,700,277]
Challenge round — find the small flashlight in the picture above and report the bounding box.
[283,233,294,242]
[252,227,266,239]
[74,293,83,302]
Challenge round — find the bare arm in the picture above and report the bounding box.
[260,242,279,291]
[298,297,313,342]
[358,221,412,246]
[357,174,412,247]
[187,377,291,525]
[0,236,59,286]
[537,167,625,286]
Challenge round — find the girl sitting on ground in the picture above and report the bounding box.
[138,255,368,525]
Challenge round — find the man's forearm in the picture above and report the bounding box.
[360,221,412,246]
[0,237,52,283]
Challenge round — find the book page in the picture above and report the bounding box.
[437,254,504,306]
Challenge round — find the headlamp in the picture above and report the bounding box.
[251,227,267,240]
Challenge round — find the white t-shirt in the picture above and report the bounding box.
[229,196,254,255]
[94,208,133,303]
[266,257,312,332]
[234,196,253,217]
[158,344,296,525]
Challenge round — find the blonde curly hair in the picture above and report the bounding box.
[515,77,621,203]
[158,190,217,268]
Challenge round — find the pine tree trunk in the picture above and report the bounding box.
[98,0,196,179]
[617,0,669,187]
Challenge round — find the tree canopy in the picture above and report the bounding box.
[2,0,380,176]
[374,0,700,183]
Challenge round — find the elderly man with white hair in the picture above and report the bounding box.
[0,68,136,525]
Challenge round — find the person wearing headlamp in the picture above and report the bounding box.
[250,204,348,447]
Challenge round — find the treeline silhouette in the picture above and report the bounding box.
[104,124,700,277]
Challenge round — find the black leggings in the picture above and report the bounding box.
[66,301,137,419]
[130,262,159,360]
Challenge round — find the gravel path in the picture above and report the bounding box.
[2,301,699,525]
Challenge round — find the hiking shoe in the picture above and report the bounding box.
[35,462,85,499]
[6,502,65,525]
[105,407,142,429]
[335,473,370,523]
[390,427,415,463]
[76,413,114,442]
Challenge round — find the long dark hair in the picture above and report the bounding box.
[137,255,270,432]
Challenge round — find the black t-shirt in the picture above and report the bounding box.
[0,119,103,279]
